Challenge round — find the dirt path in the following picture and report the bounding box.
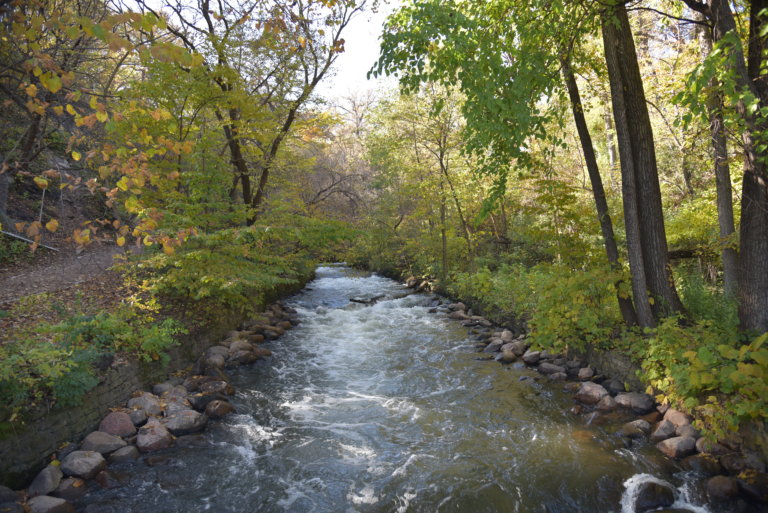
[0,244,125,304]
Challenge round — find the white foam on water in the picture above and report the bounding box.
[396,489,418,513]
[346,484,379,505]
[620,473,711,513]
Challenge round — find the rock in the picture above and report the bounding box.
[569,405,583,415]
[127,409,147,427]
[99,412,136,437]
[108,446,139,463]
[695,437,728,456]
[602,379,626,396]
[621,419,651,439]
[80,431,126,454]
[252,347,272,358]
[244,333,265,344]
[136,423,173,453]
[640,411,662,424]
[200,380,234,396]
[575,382,609,405]
[201,353,226,373]
[93,470,122,489]
[538,362,566,375]
[276,320,293,330]
[206,345,229,358]
[615,392,655,414]
[188,392,228,412]
[683,454,723,476]
[127,392,163,416]
[635,482,675,512]
[539,350,552,360]
[161,386,188,401]
[227,349,259,366]
[483,340,503,353]
[522,350,541,365]
[61,451,106,479]
[596,395,617,412]
[175,434,208,448]
[508,340,527,356]
[548,372,567,382]
[663,409,692,427]
[650,420,677,442]
[448,310,470,320]
[577,367,594,381]
[163,410,207,435]
[500,330,514,343]
[706,475,739,500]
[51,478,86,502]
[182,375,217,393]
[496,347,517,363]
[719,453,747,475]
[28,465,63,497]
[656,436,697,459]
[205,400,236,419]
[448,302,466,311]
[152,382,174,396]
[675,424,700,439]
[27,496,74,513]
[737,471,768,503]
[229,340,254,353]
[0,487,16,503]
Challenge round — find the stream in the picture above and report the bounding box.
[78,265,719,513]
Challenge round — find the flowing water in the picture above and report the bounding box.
[79,266,720,513]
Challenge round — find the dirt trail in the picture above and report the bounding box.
[0,244,124,304]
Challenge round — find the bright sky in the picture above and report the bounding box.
[315,1,400,103]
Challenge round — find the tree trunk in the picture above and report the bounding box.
[601,2,684,325]
[685,0,768,333]
[440,180,448,282]
[561,57,638,326]
[698,15,738,296]
[602,95,619,192]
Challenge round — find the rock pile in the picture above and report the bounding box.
[1,301,299,513]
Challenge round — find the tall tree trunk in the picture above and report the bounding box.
[684,0,768,333]
[601,2,684,325]
[602,95,619,192]
[440,180,448,282]
[561,57,638,326]
[698,15,738,296]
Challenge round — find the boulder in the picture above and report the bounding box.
[483,340,503,353]
[575,382,609,405]
[28,465,63,497]
[51,478,86,502]
[448,310,470,320]
[676,424,700,439]
[182,375,218,393]
[577,367,595,381]
[93,470,122,489]
[602,379,626,396]
[596,395,617,412]
[27,496,74,513]
[500,330,515,343]
[252,347,272,358]
[621,420,651,439]
[205,400,236,419]
[656,436,697,459]
[163,410,207,436]
[538,362,566,375]
[127,392,162,416]
[152,382,174,396]
[60,451,106,479]
[650,420,677,443]
[548,372,567,382]
[200,380,234,396]
[80,431,126,454]
[229,340,255,353]
[496,347,517,363]
[0,502,23,513]
[188,392,228,412]
[640,411,663,424]
[706,475,739,500]
[227,349,259,366]
[683,454,723,476]
[522,350,541,365]
[99,412,136,437]
[108,445,139,463]
[448,302,466,311]
[127,409,147,427]
[206,345,229,358]
[508,340,528,356]
[737,471,768,503]
[719,453,747,475]
[136,422,173,453]
[201,353,226,373]
[615,392,655,414]
[634,482,675,512]
[663,409,692,428]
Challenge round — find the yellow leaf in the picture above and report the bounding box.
[66,104,77,115]
[25,83,38,97]
[89,96,98,109]
[33,176,49,189]
[53,105,64,116]
[95,110,108,122]
[45,219,59,232]
[116,236,125,247]
[71,150,81,161]
[162,242,175,255]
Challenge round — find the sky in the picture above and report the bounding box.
[315,2,400,103]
